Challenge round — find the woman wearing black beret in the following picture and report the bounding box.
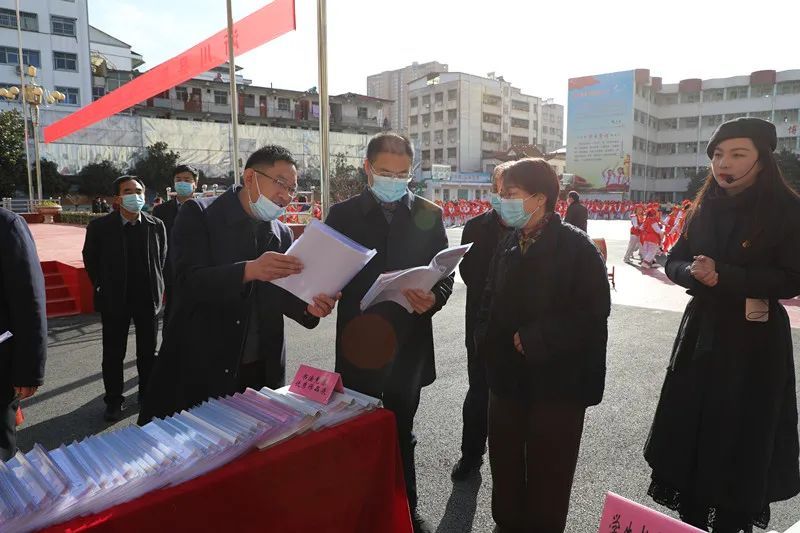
[645,118,800,532]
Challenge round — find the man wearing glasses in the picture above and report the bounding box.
[139,145,338,423]
[325,132,453,533]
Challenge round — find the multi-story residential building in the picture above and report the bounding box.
[367,60,448,132]
[541,99,564,152]
[406,71,561,175]
[567,68,800,202]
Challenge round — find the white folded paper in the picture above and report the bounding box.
[360,243,472,312]
[271,220,377,304]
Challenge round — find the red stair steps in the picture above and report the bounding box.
[41,262,79,318]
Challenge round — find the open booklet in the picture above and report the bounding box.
[360,243,472,313]
[271,220,377,305]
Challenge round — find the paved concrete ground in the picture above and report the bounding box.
[15,221,800,532]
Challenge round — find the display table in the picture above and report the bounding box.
[40,410,412,533]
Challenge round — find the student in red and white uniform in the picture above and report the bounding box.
[623,205,644,263]
[640,207,663,268]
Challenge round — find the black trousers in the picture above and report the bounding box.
[101,305,158,406]
[488,392,586,533]
[0,384,19,461]
[162,283,174,332]
[459,344,489,460]
[338,349,424,513]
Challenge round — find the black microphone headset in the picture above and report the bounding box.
[721,159,759,184]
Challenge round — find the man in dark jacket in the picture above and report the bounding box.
[0,208,47,461]
[564,190,588,232]
[139,145,337,424]
[153,164,198,328]
[82,175,167,422]
[451,162,512,481]
[325,132,453,533]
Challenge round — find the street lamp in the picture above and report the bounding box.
[0,65,65,203]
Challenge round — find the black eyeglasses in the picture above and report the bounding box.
[252,168,298,197]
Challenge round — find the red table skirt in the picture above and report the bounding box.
[41,410,412,533]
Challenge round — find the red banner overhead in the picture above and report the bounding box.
[44,0,296,143]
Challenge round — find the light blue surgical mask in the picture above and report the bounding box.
[121,193,145,213]
[249,176,285,222]
[490,193,502,212]
[174,181,194,197]
[499,194,539,229]
[371,174,409,203]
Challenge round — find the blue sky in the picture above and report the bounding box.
[89,0,800,105]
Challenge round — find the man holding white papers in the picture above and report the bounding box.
[325,132,453,533]
[139,145,337,425]
[0,208,47,461]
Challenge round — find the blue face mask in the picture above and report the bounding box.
[490,193,502,212]
[499,194,539,229]
[121,193,145,213]
[371,174,409,203]
[249,176,286,222]
[174,181,194,197]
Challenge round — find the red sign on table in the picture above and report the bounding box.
[289,364,344,405]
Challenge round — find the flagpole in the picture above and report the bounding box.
[316,0,330,217]
[15,0,34,207]
[226,0,241,185]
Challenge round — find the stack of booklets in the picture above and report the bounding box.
[0,386,381,532]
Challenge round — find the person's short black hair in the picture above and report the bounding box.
[173,164,198,179]
[568,190,580,202]
[113,175,144,196]
[245,144,297,169]
[504,158,560,212]
[366,132,414,163]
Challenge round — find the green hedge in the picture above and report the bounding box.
[56,212,104,226]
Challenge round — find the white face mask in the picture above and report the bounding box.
[248,176,285,222]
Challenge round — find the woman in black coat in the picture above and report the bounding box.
[476,158,611,532]
[645,118,800,533]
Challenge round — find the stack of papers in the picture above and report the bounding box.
[360,243,472,312]
[0,386,380,532]
[271,220,377,304]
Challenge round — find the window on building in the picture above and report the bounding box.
[409,133,418,143]
[434,111,443,122]
[357,107,368,119]
[277,97,290,111]
[421,149,430,160]
[678,142,698,154]
[53,51,78,71]
[214,90,228,105]
[702,88,724,102]
[175,86,188,102]
[778,137,798,152]
[434,148,443,162]
[482,131,501,143]
[447,147,456,158]
[92,86,105,101]
[54,86,79,105]
[659,118,678,130]
[422,132,430,145]
[447,109,457,123]
[726,86,748,100]
[51,15,76,36]
[447,128,457,143]
[242,93,255,107]
[483,94,501,106]
[511,117,529,129]
[751,84,774,98]
[0,47,40,68]
[105,71,131,92]
[447,89,457,101]
[421,113,431,126]
[656,93,678,105]
[681,92,701,103]
[483,113,501,125]
[704,114,723,127]
[749,110,771,121]
[434,92,443,104]
[777,81,800,95]
[510,135,528,145]
[422,94,431,106]
[777,109,799,124]
[0,9,37,31]
[680,116,699,129]
[434,130,443,144]
[410,115,418,126]
[410,96,418,108]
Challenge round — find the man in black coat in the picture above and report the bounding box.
[564,190,588,232]
[451,162,512,482]
[82,175,167,422]
[0,208,47,461]
[139,145,337,424]
[325,133,453,533]
[153,164,198,328]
